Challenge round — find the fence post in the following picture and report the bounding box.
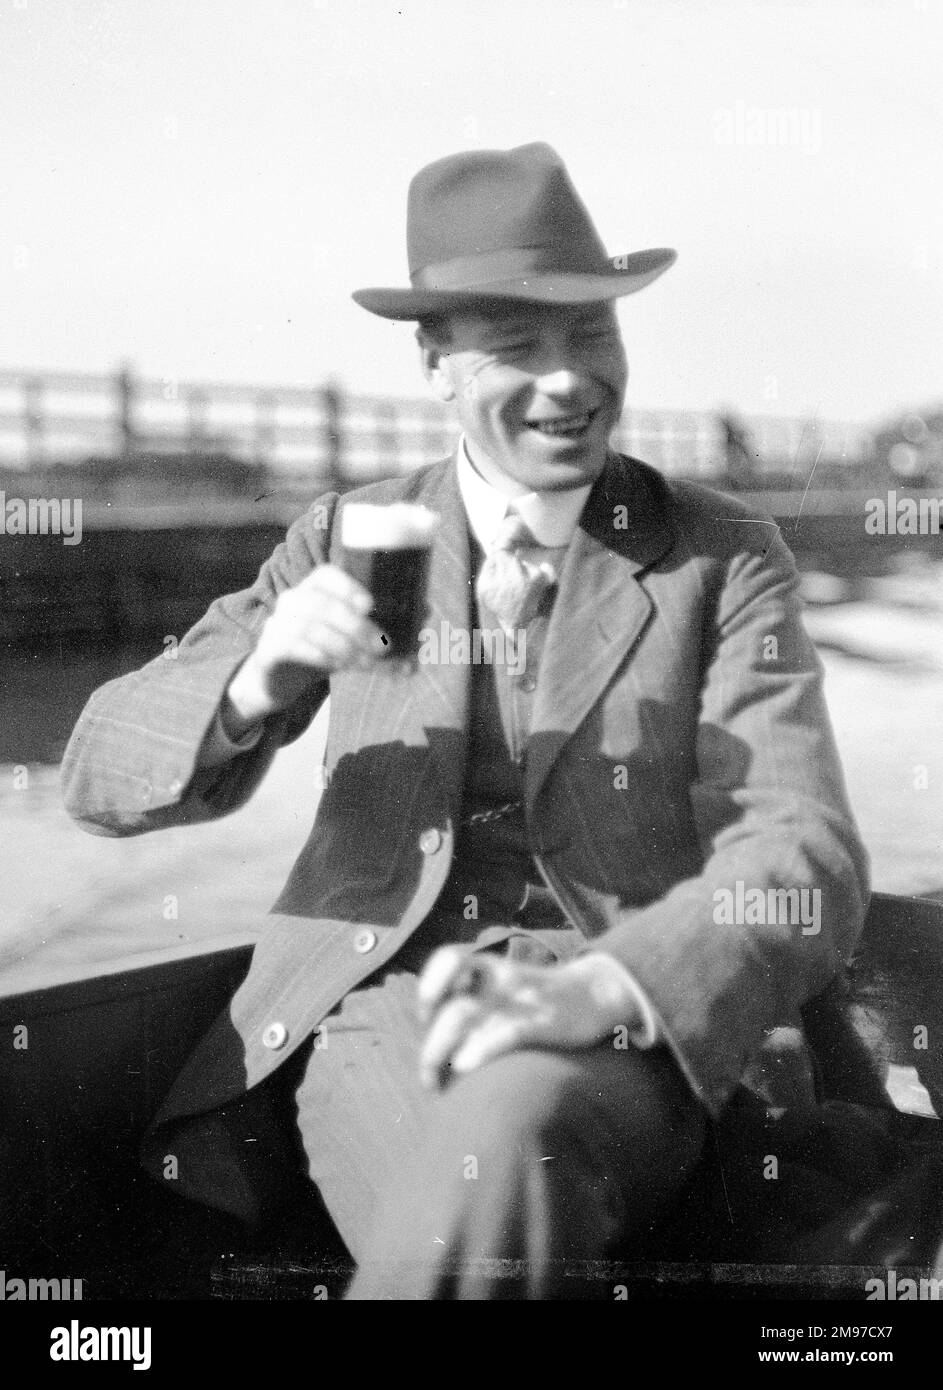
[24,374,44,467]
[318,378,344,488]
[375,398,400,473]
[116,363,136,456]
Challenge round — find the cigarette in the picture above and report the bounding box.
[445,958,489,1002]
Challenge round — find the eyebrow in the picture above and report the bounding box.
[482,309,612,337]
[481,319,537,337]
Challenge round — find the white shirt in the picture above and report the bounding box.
[456,435,592,551]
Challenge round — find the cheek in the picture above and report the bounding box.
[462,371,522,425]
[599,351,628,393]
[455,361,494,409]
[614,350,629,391]
[586,339,627,386]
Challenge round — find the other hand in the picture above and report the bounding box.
[416,946,643,1089]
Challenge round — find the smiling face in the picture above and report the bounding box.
[419,300,628,494]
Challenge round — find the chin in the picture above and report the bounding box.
[538,468,597,491]
[542,453,608,487]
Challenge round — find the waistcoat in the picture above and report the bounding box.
[395,530,582,969]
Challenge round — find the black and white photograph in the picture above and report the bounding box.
[1,0,941,1353]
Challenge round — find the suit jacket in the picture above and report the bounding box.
[61,453,869,1126]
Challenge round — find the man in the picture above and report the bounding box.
[62,142,869,1299]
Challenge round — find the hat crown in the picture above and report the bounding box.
[406,142,609,282]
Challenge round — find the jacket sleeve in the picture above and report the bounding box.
[61,493,339,837]
[589,525,870,1115]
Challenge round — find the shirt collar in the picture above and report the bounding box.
[455,436,592,550]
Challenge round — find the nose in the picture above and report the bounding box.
[534,367,587,400]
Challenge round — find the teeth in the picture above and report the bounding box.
[530,413,592,435]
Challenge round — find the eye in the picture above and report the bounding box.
[491,339,536,360]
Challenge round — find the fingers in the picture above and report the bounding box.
[450,1010,536,1078]
[259,615,381,676]
[415,954,627,1090]
[296,593,386,667]
[418,983,552,1089]
[416,946,492,1026]
[257,565,388,677]
[417,947,503,1089]
[418,995,483,1090]
[235,562,393,719]
[296,562,373,612]
[417,949,557,1089]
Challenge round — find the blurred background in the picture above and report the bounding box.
[1,0,940,987]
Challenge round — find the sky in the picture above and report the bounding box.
[2,0,941,425]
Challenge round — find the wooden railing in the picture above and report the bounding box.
[0,365,876,493]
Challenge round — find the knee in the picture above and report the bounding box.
[437,1044,706,1179]
[437,1049,606,1162]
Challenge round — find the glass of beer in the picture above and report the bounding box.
[340,503,437,661]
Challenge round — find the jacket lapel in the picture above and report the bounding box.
[526,456,675,814]
[407,459,473,814]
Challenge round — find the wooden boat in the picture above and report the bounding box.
[1,892,941,1299]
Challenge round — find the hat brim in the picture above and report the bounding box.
[352,247,676,320]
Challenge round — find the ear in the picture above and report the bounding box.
[419,339,456,403]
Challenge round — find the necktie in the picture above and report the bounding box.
[475,511,557,633]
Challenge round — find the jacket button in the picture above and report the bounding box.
[518,674,537,693]
[261,1021,288,1050]
[419,827,442,854]
[353,928,378,954]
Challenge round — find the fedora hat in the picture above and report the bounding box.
[352,142,677,320]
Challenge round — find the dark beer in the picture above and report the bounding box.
[340,503,437,659]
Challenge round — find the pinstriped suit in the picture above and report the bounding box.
[62,453,869,1221]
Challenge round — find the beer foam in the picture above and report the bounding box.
[341,503,438,549]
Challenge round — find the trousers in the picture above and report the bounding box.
[177,963,704,1299]
[313,967,706,1299]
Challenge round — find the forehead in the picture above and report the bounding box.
[446,300,618,340]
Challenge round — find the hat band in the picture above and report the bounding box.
[411,244,607,292]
